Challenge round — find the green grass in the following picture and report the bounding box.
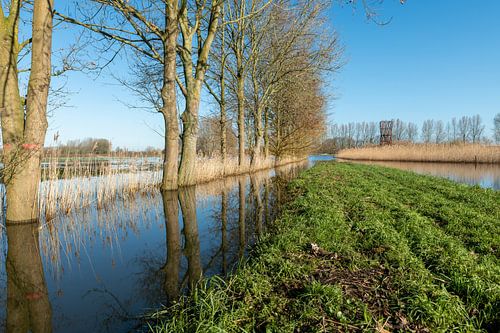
[148,162,500,332]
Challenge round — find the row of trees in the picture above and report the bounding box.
[3,0,366,222]
[53,138,113,155]
[56,0,339,189]
[321,114,499,152]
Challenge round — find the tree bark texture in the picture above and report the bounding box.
[1,0,53,222]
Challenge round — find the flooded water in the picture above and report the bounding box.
[337,159,500,190]
[0,158,327,333]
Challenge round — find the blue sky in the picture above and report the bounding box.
[45,0,500,149]
[326,1,500,131]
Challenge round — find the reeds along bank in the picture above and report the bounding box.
[34,151,306,222]
[336,143,500,164]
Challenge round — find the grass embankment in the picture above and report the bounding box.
[149,162,500,332]
[336,143,500,163]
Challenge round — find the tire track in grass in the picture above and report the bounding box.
[332,164,500,329]
[371,167,499,260]
[303,164,477,330]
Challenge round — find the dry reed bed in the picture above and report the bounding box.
[35,154,305,222]
[194,156,306,183]
[336,143,500,163]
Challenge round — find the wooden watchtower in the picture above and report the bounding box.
[379,120,393,145]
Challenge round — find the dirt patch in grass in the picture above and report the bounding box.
[308,246,428,332]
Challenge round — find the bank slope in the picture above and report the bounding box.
[149,162,500,332]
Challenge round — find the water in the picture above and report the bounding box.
[337,159,500,190]
[307,154,335,165]
[4,154,495,333]
[0,160,316,333]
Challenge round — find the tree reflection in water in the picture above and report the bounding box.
[238,177,246,258]
[160,186,203,303]
[179,186,202,289]
[161,190,181,302]
[6,221,52,333]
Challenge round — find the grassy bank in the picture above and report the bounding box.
[148,162,500,332]
[336,143,500,163]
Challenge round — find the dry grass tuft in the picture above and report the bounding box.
[336,143,500,164]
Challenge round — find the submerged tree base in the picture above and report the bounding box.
[147,162,500,332]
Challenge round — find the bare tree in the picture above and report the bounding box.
[457,116,471,143]
[223,0,256,167]
[205,3,229,163]
[269,70,326,160]
[58,1,182,190]
[434,120,445,143]
[494,113,500,144]
[407,122,418,142]
[176,1,223,185]
[251,0,340,164]
[59,0,223,187]
[448,117,458,142]
[469,114,484,143]
[1,0,53,222]
[421,119,434,143]
[392,118,407,142]
[197,115,237,156]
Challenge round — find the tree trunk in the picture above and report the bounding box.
[1,0,53,223]
[219,22,227,165]
[274,108,282,165]
[177,2,220,186]
[161,111,179,191]
[250,105,263,167]
[6,222,52,333]
[236,74,246,167]
[160,5,180,191]
[178,95,200,186]
[264,107,269,159]
[0,56,39,221]
[220,100,227,165]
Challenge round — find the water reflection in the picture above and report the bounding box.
[238,177,246,258]
[250,176,263,237]
[338,160,500,190]
[161,190,181,302]
[1,156,496,332]
[179,187,202,290]
[5,222,52,333]
[0,161,309,332]
[220,188,228,275]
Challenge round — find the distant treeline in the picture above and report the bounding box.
[319,114,499,153]
[51,138,113,155]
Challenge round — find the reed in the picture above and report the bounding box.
[336,143,500,164]
[35,150,306,222]
[39,152,162,222]
[193,155,305,184]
